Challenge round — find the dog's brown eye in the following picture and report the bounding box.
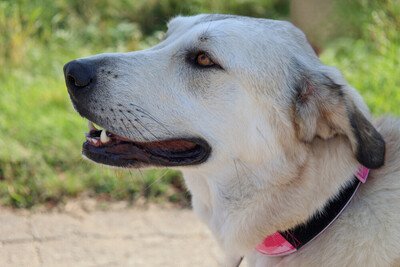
[196,53,214,67]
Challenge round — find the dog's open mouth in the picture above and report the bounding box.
[82,121,211,167]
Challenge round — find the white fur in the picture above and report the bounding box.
[71,15,400,266]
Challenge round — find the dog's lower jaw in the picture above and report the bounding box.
[182,135,361,266]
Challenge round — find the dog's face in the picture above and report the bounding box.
[64,14,385,173]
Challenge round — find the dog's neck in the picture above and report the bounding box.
[182,134,361,258]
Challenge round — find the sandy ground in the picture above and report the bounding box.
[0,199,231,267]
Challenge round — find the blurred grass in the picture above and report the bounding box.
[0,0,399,208]
[321,0,400,115]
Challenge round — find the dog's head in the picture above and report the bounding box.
[64,14,384,172]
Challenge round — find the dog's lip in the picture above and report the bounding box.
[82,121,211,167]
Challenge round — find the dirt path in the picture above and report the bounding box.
[0,201,226,267]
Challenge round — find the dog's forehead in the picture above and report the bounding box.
[166,14,310,49]
[168,14,285,30]
[167,14,237,29]
[166,14,237,40]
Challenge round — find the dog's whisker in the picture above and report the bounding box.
[124,119,148,141]
[123,119,147,141]
[132,116,161,141]
[119,103,172,142]
[120,111,151,141]
[129,103,173,135]
[137,168,145,184]
[233,158,240,180]
[105,116,114,129]
[110,110,140,141]
[236,159,263,188]
[126,169,140,205]
[256,127,268,144]
[144,169,170,192]
[119,107,178,156]
[233,159,244,198]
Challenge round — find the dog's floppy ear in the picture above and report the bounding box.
[292,69,385,169]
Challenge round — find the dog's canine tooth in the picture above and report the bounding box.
[87,137,99,146]
[88,121,97,131]
[100,129,111,143]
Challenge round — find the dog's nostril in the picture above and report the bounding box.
[67,74,78,87]
[64,60,95,91]
[67,73,92,88]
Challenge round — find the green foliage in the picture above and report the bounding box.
[0,0,289,68]
[321,0,400,115]
[0,0,398,208]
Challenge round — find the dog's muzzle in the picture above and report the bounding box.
[63,59,212,168]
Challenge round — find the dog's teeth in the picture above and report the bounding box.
[89,138,100,146]
[100,130,110,143]
[88,121,97,131]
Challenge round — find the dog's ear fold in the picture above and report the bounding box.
[293,71,385,169]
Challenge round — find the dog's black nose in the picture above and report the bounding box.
[64,60,95,93]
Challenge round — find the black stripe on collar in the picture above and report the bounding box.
[279,176,361,250]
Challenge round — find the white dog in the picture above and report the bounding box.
[64,14,400,266]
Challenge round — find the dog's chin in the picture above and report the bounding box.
[81,127,211,168]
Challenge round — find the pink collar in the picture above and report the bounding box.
[255,166,369,257]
